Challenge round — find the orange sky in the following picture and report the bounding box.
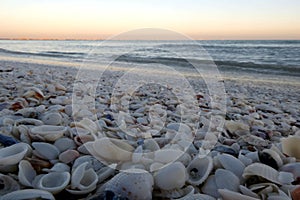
[0,0,300,40]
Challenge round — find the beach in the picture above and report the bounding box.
[0,56,300,199]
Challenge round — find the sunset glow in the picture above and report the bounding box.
[1,0,300,40]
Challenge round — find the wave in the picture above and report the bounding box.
[116,55,300,76]
[0,48,86,58]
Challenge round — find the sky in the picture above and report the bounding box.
[0,0,300,40]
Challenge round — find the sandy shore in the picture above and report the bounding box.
[0,60,300,199]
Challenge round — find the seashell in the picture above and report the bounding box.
[34,172,70,194]
[0,133,18,147]
[102,168,153,200]
[143,138,160,152]
[215,169,240,192]
[18,160,36,187]
[74,134,94,146]
[41,112,62,125]
[43,162,70,173]
[225,120,250,135]
[59,150,80,164]
[201,175,219,198]
[187,155,213,186]
[1,189,55,200]
[154,149,185,164]
[54,82,67,91]
[281,136,300,160]
[243,163,281,184]
[23,87,44,101]
[258,149,283,170]
[67,162,98,194]
[280,162,300,180]
[0,173,20,196]
[238,152,253,166]
[217,153,245,178]
[32,142,60,160]
[30,125,67,142]
[54,137,76,152]
[15,107,37,118]
[91,137,134,162]
[72,155,106,172]
[154,162,187,190]
[72,118,98,134]
[15,118,44,126]
[25,157,51,173]
[0,143,32,172]
[277,171,294,184]
[218,189,260,200]
[239,185,260,199]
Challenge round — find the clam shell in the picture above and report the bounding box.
[92,137,134,162]
[0,143,32,168]
[0,173,20,196]
[102,168,153,200]
[41,112,62,126]
[217,153,245,178]
[32,142,60,160]
[215,169,240,192]
[281,136,300,160]
[1,189,55,200]
[35,172,70,194]
[187,156,213,185]
[30,125,67,142]
[18,160,36,187]
[154,162,187,190]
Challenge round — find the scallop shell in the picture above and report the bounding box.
[34,172,70,194]
[218,189,260,200]
[91,137,134,162]
[0,143,32,172]
[187,156,213,185]
[281,136,300,160]
[30,125,67,142]
[67,162,98,194]
[1,189,55,200]
[243,163,281,185]
[0,173,20,196]
[154,162,187,191]
[102,168,153,200]
[18,160,36,187]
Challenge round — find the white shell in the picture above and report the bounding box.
[0,143,32,168]
[18,160,36,187]
[35,172,70,194]
[187,156,213,185]
[281,136,300,160]
[54,137,76,152]
[68,162,98,194]
[154,149,185,164]
[32,142,60,160]
[1,189,55,200]
[154,162,187,190]
[30,125,67,142]
[217,153,245,178]
[218,189,260,200]
[73,118,98,134]
[91,137,134,162]
[102,168,153,200]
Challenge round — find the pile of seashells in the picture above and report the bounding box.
[0,64,300,200]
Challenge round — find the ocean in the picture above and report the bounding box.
[0,40,299,77]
